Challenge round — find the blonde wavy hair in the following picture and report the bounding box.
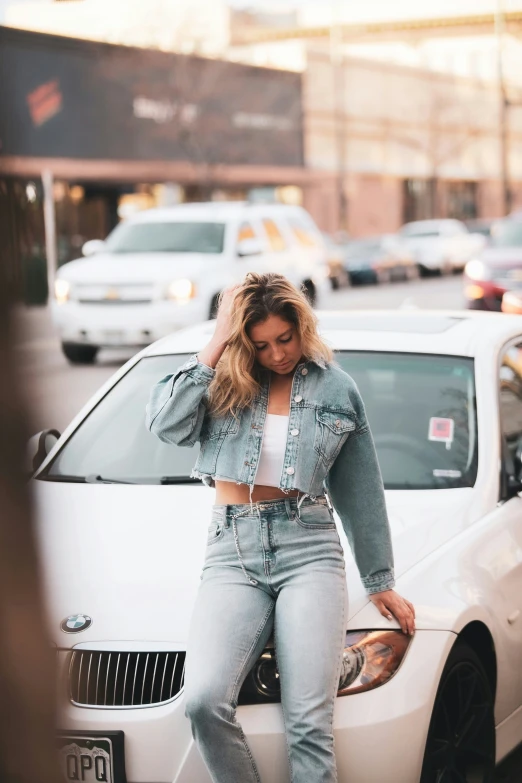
[208,273,333,418]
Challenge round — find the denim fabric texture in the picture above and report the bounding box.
[184,497,349,783]
[146,354,395,594]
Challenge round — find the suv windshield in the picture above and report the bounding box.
[490,219,522,248]
[39,352,477,490]
[105,222,225,254]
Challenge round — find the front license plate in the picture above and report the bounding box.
[102,330,124,345]
[58,731,126,783]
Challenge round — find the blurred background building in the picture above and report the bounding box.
[2,0,522,299]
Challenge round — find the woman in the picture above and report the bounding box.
[146,272,415,783]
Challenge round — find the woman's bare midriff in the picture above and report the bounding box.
[215,480,301,505]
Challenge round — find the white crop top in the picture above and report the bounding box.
[255,413,289,487]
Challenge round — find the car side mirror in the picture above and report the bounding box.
[237,238,263,257]
[27,429,61,473]
[82,239,106,257]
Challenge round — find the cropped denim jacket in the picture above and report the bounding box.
[146,354,395,595]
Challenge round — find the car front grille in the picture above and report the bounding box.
[69,650,185,708]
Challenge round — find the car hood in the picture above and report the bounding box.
[480,246,522,266]
[57,253,221,284]
[33,482,473,647]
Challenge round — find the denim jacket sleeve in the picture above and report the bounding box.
[325,387,395,596]
[145,354,215,447]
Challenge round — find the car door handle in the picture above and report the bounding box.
[507,610,520,625]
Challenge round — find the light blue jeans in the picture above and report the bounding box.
[184,496,349,783]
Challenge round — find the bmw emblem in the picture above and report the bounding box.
[60,614,92,634]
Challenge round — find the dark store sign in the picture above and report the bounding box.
[0,27,304,167]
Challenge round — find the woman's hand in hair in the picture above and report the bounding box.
[369,589,416,635]
[198,285,240,369]
[214,285,240,345]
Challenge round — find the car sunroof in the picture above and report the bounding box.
[318,315,463,334]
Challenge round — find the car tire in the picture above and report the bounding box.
[209,293,221,320]
[376,268,391,285]
[406,265,420,281]
[330,269,349,290]
[420,641,495,783]
[61,343,99,364]
[302,280,316,306]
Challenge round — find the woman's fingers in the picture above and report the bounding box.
[370,591,416,635]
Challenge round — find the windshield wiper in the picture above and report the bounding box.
[160,476,201,485]
[36,474,86,483]
[85,474,137,485]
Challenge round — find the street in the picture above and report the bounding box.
[17,273,522,780]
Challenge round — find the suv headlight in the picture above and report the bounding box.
[238,630,412,705]
[166,279,197,302]
[465,259,490,281]
[54,279,70,303]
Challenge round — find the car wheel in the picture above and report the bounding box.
[302,280,316,306]
[330,276,340,291]
[419,265,432,278]
[406,265,420,281]
[209,293,221,320]
[61,343,99,364]
[420,642,495,783]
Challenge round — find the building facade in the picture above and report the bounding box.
[0,26,314,298]
[303,46,522,235]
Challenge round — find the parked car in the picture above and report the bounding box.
[322,233,350,289]
[32,310,522,782]
[464,215,522,311]
[51,202,329,364]
[465,217,497,243]
[338,235,418,284]
[399,219,485,275]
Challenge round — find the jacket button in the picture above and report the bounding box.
[301,368,308,376]
[286,466,295,475]
[294,395,302,403]
[291,429,299,436]
[335,419,341,428]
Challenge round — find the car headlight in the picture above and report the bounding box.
[465,259,490,281]
[54,279,70,304]
[237,630,412,705]
[166,279,197,302]
[337,630,411,695]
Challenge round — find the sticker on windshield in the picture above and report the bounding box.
[433,469,462,478]
[428,417,454,450]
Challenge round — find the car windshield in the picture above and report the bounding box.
[39,352,477,490]
[490,219,522,248]
[401,226,441,238]
[105,222,225,254]
[345,240,381,256]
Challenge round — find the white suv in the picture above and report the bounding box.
[52,202,329,363]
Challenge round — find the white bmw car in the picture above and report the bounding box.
[32,311,522,783]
